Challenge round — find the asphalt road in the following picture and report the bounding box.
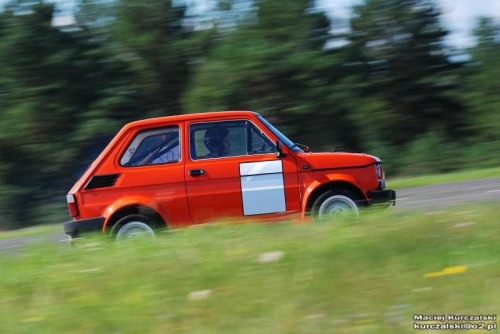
[394,177,500,210]
[2,177,500,252]
[0,231,68,253]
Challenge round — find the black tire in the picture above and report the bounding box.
[311,189,360,221]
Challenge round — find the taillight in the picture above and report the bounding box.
[66,194,79,217]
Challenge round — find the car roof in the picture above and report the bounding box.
[68,111,260,194]
[123,111,258,131]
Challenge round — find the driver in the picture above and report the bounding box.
[202,125,231,158]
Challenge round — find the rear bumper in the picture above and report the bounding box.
[368,190,396,206]
[63,217,105,238]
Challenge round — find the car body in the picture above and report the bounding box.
[63,111,395,239]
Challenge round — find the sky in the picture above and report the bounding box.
[316,0,500,48]
[2,0,500,48]
[190,0,500,48]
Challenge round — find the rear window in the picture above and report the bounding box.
[120,126,180,166]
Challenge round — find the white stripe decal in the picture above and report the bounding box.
[239,160,283,176]
[240,161,286,215]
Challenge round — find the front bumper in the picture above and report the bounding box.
[63,217,105,238]
[368,189,396,206]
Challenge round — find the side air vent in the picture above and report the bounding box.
[84,174,120,190]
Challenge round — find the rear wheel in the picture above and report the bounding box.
[111,214,156,240]
[311,189,360,221]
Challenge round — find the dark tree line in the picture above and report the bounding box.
[0,0,499,228]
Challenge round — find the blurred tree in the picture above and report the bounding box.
[0,0,496,228]
[0,1,137,228]
[76,0,214,118]
[346,0,465,146]
[183,0,364,150]
[464,17,500,144]
[108,0,192,117]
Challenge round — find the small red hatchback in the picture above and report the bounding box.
[63,111,395,239]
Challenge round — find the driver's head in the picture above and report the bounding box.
[203,125,230,157]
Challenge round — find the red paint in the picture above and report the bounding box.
[66,111,392,233]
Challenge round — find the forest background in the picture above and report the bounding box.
[0,0,499,228]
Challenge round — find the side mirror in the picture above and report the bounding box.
[276,140,287,158]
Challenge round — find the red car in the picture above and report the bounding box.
[63,111,395,239]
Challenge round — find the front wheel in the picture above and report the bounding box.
[112,215,156,240]
[311,190,360,221]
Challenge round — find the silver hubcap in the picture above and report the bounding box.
[318,195,359,220]
[116,221,155,240]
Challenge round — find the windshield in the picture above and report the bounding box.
[256,114,303,152]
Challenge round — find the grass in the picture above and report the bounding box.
[0,204,498,333]
[0,224,62,240]
[386,166,500,189]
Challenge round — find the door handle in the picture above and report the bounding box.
[189,169,205,176]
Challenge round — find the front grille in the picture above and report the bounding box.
[84,174,120,190]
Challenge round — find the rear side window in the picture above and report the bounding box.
[120,126,180,166]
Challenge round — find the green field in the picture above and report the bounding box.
[1,205,498,333]
[386,166,500,189]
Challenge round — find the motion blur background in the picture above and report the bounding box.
[0,0,499,229]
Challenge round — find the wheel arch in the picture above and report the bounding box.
[304,180,367,214]
[103,202,168,234]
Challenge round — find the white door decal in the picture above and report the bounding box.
[239,161,286,215]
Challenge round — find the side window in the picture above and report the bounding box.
[190,120,275,160]
[249,123,276,154]
[120,126,180,166]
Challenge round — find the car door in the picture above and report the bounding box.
[185,118,300,224]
